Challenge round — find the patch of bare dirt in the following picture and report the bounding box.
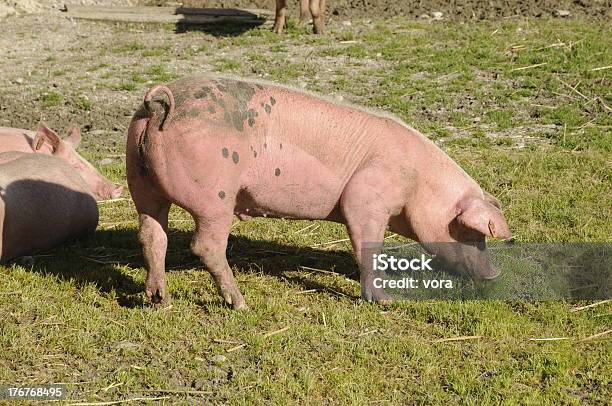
[4,0,609,20]
[158,0,611,20]
[0,0,136,19]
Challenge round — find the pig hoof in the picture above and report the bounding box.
[220,289,247,310]
[223,294,248,310]
[145,287,169,307]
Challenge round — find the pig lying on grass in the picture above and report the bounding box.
[0,152,98,262]
[0,124,123,201]
[127,76,511,309]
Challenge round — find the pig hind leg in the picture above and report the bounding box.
[190,208,246,310]
[135,194,171,306]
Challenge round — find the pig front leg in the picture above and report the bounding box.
[137,201,171,306]
[340,170,393,302]
[346,220,388,302]
[190,211,247,310]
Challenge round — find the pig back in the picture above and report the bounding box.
[0,152,99,261]
[0,127,37,154]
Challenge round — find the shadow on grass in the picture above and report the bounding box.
[12,227,358,308]
[173,8,266,37]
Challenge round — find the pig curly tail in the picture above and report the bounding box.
[143,85,175,130]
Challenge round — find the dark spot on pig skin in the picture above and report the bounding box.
[214,79,256,109]
[231,110,247,132]
[270,96,276,106]
[218,191,226,199]
[263,142,267,148]
[247,109,258,127]
[253,150,258,158]
[207,105,216,114]
[194,86,211,99]
[280,143,283,149]
[275,168,281,176]
[222,148,229,158]
[232,151,239,164]
[264,104,272,114]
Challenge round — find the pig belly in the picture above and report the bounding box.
[237,155,346,220]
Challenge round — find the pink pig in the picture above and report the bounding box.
[0,152,99,262]
[126,76,511,309]
[0,124,123,201]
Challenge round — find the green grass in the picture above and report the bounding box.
[40,91,63,107]
[114,81,138,92]
[116,41,146,53]
[1,17,611,404]
[75,96,92,112]
[214,58,242,72]
[146,64,177,82]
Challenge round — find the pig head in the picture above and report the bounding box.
[402,187,512,281]
[31,124,123,201]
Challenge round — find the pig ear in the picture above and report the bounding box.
[483,191,502,209]
[456,198,512,239]
[64,125,81,148]
[33,123,61,152]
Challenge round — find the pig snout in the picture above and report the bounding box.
[457,247,501,281]
[478,264,501,280]
[425,242,502,280]
[110,184,124,199]
[96,183,123,201]
[69,156,123,201]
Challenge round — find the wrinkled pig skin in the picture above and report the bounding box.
[126,76,512,308]
[0,152,99,262]
[0,125,123,201]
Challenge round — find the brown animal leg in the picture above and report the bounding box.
[310,0,326,34]
[299,0,310,21]
[273,0,288,34]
